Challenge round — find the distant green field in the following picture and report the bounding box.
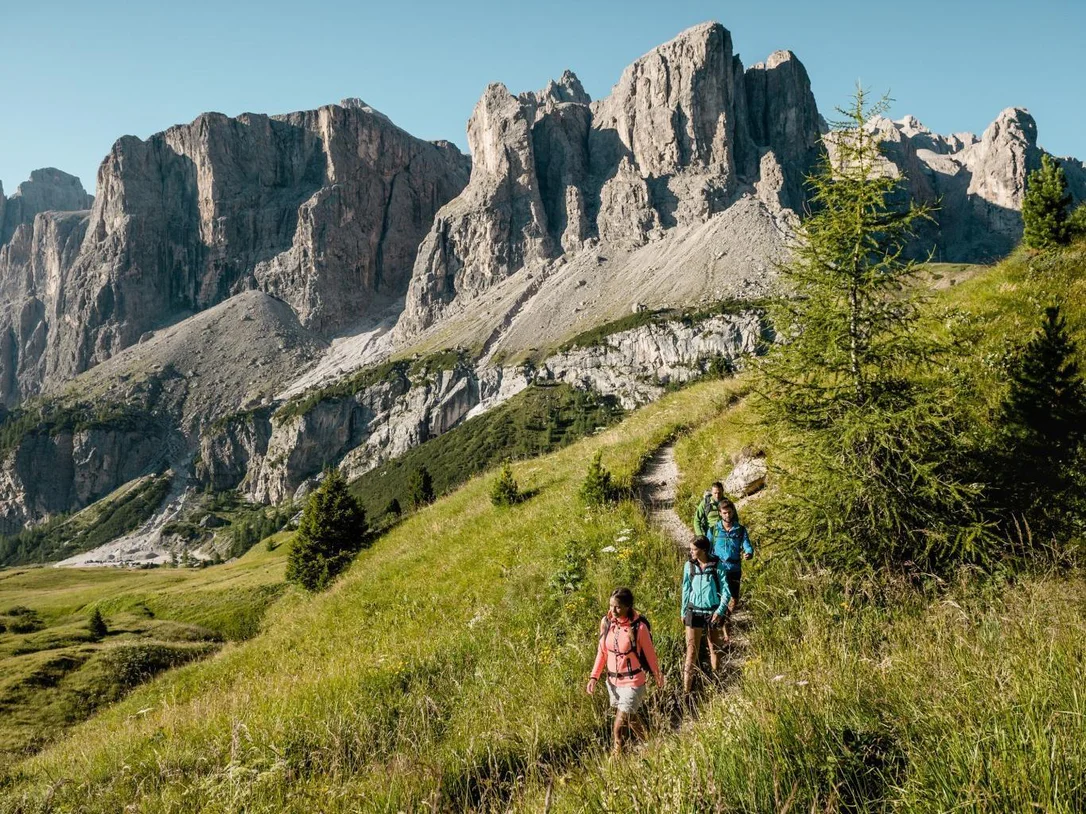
[0,540,287,769]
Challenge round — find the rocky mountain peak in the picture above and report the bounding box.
[0,168,93,246]
[0,101,470,406]
[398,21,822,335]
[521,70,591,107]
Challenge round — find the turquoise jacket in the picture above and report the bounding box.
[706,521,753,573]
[681,556,731,619]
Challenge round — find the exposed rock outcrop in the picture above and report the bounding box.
[197,309,765,503]
[864,108,1086,261]
[0,290,326,531]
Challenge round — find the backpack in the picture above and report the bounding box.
[687,557,723,604]
[600,614,653,680]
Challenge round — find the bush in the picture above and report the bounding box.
[489,461,520,507]
[286,470,367,592]
[579,451,614,507]
[1068,203,1086,240]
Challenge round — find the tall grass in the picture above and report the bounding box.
[0,380,742,813]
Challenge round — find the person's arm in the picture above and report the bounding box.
[694,499,707,537]
[742,526,754,559]
[637,623,664,685]
[681,562,692,619]
[586,621,607,693]
[714,577,732,618]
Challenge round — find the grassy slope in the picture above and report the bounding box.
[0,542,287,771]
[3,244,1086,811]
[0,379,743,812]
[533,243,1086,812]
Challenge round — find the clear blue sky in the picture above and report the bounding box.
[2,0,1083,195]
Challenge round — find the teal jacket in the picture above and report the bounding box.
[693,492,721,538]
[681,556,731,619]
[707,521,753,573]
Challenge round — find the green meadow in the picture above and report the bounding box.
[0,242,1085,811]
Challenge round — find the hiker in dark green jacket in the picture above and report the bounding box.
[693,481,724,538]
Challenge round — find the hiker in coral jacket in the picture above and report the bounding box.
[706,497,754,608]
[586,587,664,756]
[682,535,731,692]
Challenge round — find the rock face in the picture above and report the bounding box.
[0,102,469,406]
[864,108,1086,261]
[0,290,327,532]
[0,422,166,535]
[399,22,821,335]
[0,169,93,246]
[197,309,765,502]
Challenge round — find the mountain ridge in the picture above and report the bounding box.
[0,20,1083,558]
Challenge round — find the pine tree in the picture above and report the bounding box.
[490,461,520,507]
[579,451,613,507]
[1023,154,1072,250]
[998,305,1086,534]
[286,469,367,592]
[382,498,402,518]
[88,607,108,640]
[406,466,434,510]
[758,87,990,570]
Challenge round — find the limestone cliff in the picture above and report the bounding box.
[398,22,821,335]
[0,101,469,406]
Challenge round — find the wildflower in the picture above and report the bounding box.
[601,545,617,554]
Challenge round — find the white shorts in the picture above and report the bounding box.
[606,681,647,714]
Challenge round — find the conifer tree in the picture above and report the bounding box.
[406,466,434,510]
[490,460,520,507]
[997,305,1086,534]
[88,607,108,640]
[1022,154,1072,250]
[579,451,613,507]
[759,87,990,570]
[286,469,366,592]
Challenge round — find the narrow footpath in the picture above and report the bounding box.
[634,443,750,693]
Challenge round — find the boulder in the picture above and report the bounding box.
[724,453,767,497]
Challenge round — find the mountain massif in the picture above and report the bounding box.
[0,21,1083,561]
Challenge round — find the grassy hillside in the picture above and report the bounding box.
[0,378,742,812]
[0,542,287,771]
[1,242,1085,811]
[350,382,622,522]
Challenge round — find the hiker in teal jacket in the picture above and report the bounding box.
[706,498,753,607]
[693,481,724,537]
[681,536,731,692]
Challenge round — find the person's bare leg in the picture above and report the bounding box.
[708,625,727,675]
[629,712,647,745]
[684,627,703,693]
[613,711,628,756]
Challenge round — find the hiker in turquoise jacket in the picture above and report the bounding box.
[693,481,724,537]
[681,536,731,692]
[706,497,753,607]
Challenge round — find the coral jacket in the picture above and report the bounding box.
[589,611,661,688]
